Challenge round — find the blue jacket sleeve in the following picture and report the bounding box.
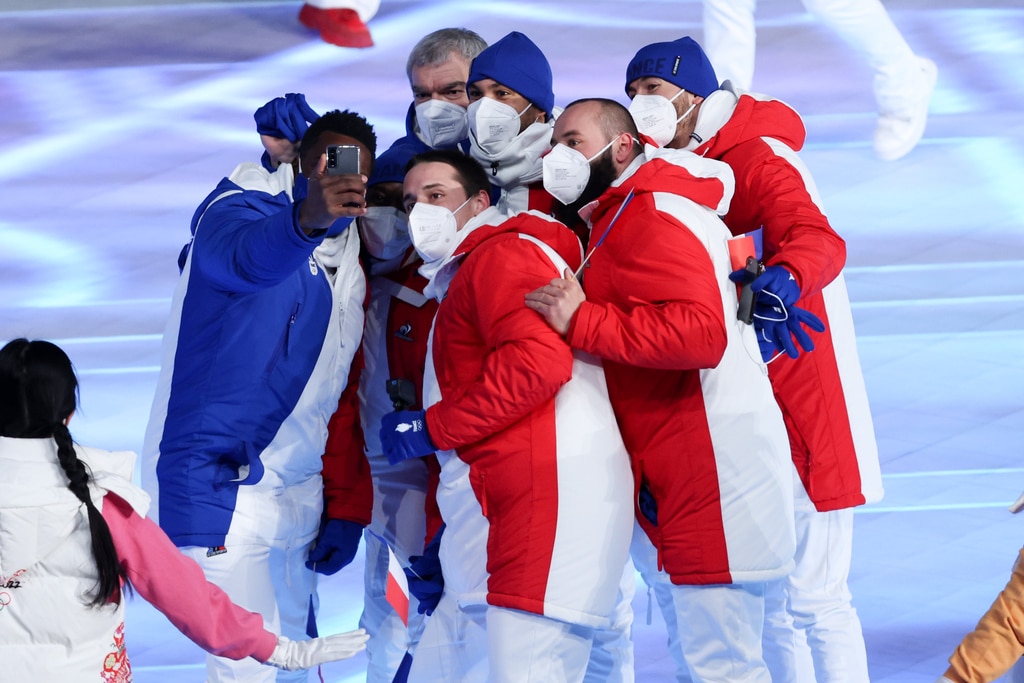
[190,187,323,293]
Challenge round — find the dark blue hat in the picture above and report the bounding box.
[624,37,719,98]
[368,139,419,187]
[468,31,554,117]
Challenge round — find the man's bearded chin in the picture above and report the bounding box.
[553,152,619,228]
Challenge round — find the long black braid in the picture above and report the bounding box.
[0,338,129,606]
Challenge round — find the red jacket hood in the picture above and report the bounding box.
[695,92,806,159]
[455,210,583,272]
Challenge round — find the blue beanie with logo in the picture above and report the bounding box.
[624,36,719,98]
[468,31,554,117]
[368,139,419,187]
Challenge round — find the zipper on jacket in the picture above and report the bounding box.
[264,302,300,375]
[490,161,499,177]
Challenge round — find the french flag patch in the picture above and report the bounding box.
[386,544,410,627]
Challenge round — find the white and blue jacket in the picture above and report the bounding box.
[143,162,366,548]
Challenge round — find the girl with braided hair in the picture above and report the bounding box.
[0,338,368,681]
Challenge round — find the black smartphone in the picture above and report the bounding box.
[386,378,417,411]
[737,256,762,324]
[326,144,361,176]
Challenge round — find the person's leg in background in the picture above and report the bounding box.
[800,0,936,160]
[701,0,758,90]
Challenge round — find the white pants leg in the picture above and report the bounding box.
[303,0,380,22]
[407,592,488,683]
[669,582,772,683]
[630,521,691,682]
[360,455,429,683]
[702,0,758,90]
[584,559,636,683]
[487,606,595,683]
[798,0,918,110]
[360,530,428,682]
[787,506,870,683]
[183,541,316,683]
[762,577,817,683]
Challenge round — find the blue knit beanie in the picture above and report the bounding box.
[624,37,719,98]
[368,139,419,187]
[468,31,554,117]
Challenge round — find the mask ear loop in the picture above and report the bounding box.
[675,101,696,126]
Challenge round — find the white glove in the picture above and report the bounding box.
[265,630,369,670]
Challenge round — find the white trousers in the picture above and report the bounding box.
[583,559,636,683]
[764,506,870,683]
[183,541,317,683]
[631,529,771,683]
[409,596,595,683]
[630,519,690,683]
[702,0,919,109]
[360,455,429,683]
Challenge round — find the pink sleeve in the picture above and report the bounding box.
[102,494,278,663]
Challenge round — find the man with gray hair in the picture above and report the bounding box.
[401,28,488,151]
[352,27,487,683]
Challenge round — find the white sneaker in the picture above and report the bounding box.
[874,57,937,161]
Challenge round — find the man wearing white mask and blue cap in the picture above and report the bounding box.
[466,31,559,218]
[624,36,883,683]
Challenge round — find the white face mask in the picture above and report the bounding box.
[407,197,472,264]
[629,90,695,147]
[414,100,469,148]
[542,138,617,206]
[468,98,533,156]
[359,206,411,261]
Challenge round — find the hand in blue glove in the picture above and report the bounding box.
[306,518,364,575]
[755,304,825,361]
[254,93,321,141]
[405,525,445,616]
[638,481,658,527]
[379,410,436,465]
[748,265,800,309]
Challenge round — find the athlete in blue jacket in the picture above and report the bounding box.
[143,110,376,683]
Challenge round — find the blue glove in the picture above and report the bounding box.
[748,265,800,308]
[755,304,826,361]
[379,410,436,465]
[306,519,364,575]
[254,93,320,142]
[405,525,445,616]
[638,481,658,527]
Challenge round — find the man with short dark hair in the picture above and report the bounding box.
[380,148,634,683]
[143,109,376,683]
[527,97,794,683]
